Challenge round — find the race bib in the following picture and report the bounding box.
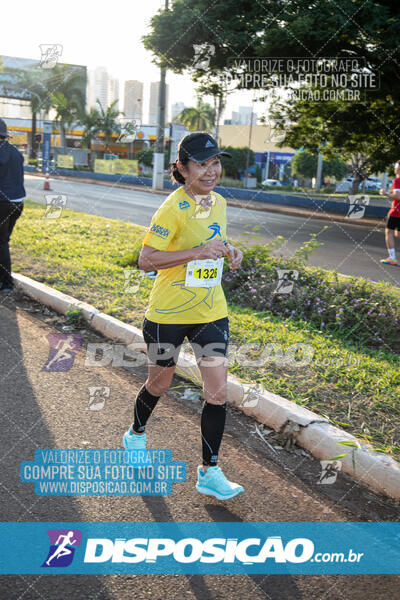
[185,257,224,288]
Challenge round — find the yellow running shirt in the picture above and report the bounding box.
[142,186,228,324]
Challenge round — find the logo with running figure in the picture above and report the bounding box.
[42,529,82,567]
[42,334,82,372]
[206,222,222,240]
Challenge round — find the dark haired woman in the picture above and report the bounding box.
[123,132,244,500]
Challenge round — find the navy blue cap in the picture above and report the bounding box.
[178,132,231,162]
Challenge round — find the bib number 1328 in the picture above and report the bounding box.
[194,267,218,280]
[185,257,224,288]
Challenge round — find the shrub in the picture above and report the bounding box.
[223,235,400,352]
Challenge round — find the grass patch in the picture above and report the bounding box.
[11,200,400,459]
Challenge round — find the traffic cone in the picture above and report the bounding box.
[43,169,51,191]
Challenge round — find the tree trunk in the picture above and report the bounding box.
[349,153,369,195]
[350,177,361,195]
[214,93,224,144]
[60,122,66,150]
[87,142,92,170]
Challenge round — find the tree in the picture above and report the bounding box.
[270,98,400,193]
[324,158,349,181]
[46,64,86,148]
[95,100,120,154]
[194,76,233,140]
[136,148,154,168]
[291,151,348,182]
[77,107,101,169]
[136,147,172,170]
[143,1,400,190]
[219,146,254,180]
[143,0,400,101]
[291,152,317,180]
[175,98,214,131]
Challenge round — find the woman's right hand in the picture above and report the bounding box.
[195,239,228,260]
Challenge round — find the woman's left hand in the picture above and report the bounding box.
[225,243,243,270]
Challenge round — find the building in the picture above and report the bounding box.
[90,66,109,112]
[171,101,185,121]
[108,78,119,112]
[0,97,31,119]
[2,117,189,162]
[0,54,86,119]
[238,106,257,125]
[123,80,143,122]
[218,123,295,180]
[149,81,169,125]
[238,106,252,124]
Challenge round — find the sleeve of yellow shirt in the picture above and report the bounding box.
[142,197,182,251]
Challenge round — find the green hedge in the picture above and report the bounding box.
[223,235,400,353]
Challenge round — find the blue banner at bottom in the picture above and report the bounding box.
[1,522,399,574]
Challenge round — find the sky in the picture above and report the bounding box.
[2,0,260,123]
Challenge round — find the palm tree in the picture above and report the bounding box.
[46,64,86,148]
[195,80,228,141]
[175,98,214,131]
[77,107,101,169]
[95,100,120,154]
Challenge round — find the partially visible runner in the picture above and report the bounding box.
[380,161,400,266]
[0,118,25,292]
[122,132,245,500]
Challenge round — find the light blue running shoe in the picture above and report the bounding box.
[123,428,147,466]
[196,465,244,500]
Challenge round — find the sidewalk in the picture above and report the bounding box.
[0,290,398,598]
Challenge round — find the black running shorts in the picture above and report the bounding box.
[386,215,400,230]
[142,316,230,367]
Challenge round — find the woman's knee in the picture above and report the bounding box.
[203,382,227,405]
[146,366,175,396]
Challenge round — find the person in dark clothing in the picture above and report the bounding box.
[0,118,25,292]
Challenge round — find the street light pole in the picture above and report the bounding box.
[244,101,254,189]
[152,0,169,190]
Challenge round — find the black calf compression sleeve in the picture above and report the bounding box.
[131,384,161,433]
[200,401,227,466]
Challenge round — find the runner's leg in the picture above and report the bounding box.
[187,318,229,468]
[128,319,184,435]
[385,226,396,260]
[198,358,228,467]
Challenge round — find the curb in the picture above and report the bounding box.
[13,272,400,501]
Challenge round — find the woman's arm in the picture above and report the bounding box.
[138,244,202,271]
[380,189,400,201]
[138,239,228,271]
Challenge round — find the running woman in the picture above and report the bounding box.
[380,160,400,266]
[123,132,244,500]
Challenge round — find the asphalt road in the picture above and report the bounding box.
[0,292,398,599]
[24,174,400,287]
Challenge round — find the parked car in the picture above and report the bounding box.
[364,177,382,190]
[261,179,283,187]
[336,177,382,193]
